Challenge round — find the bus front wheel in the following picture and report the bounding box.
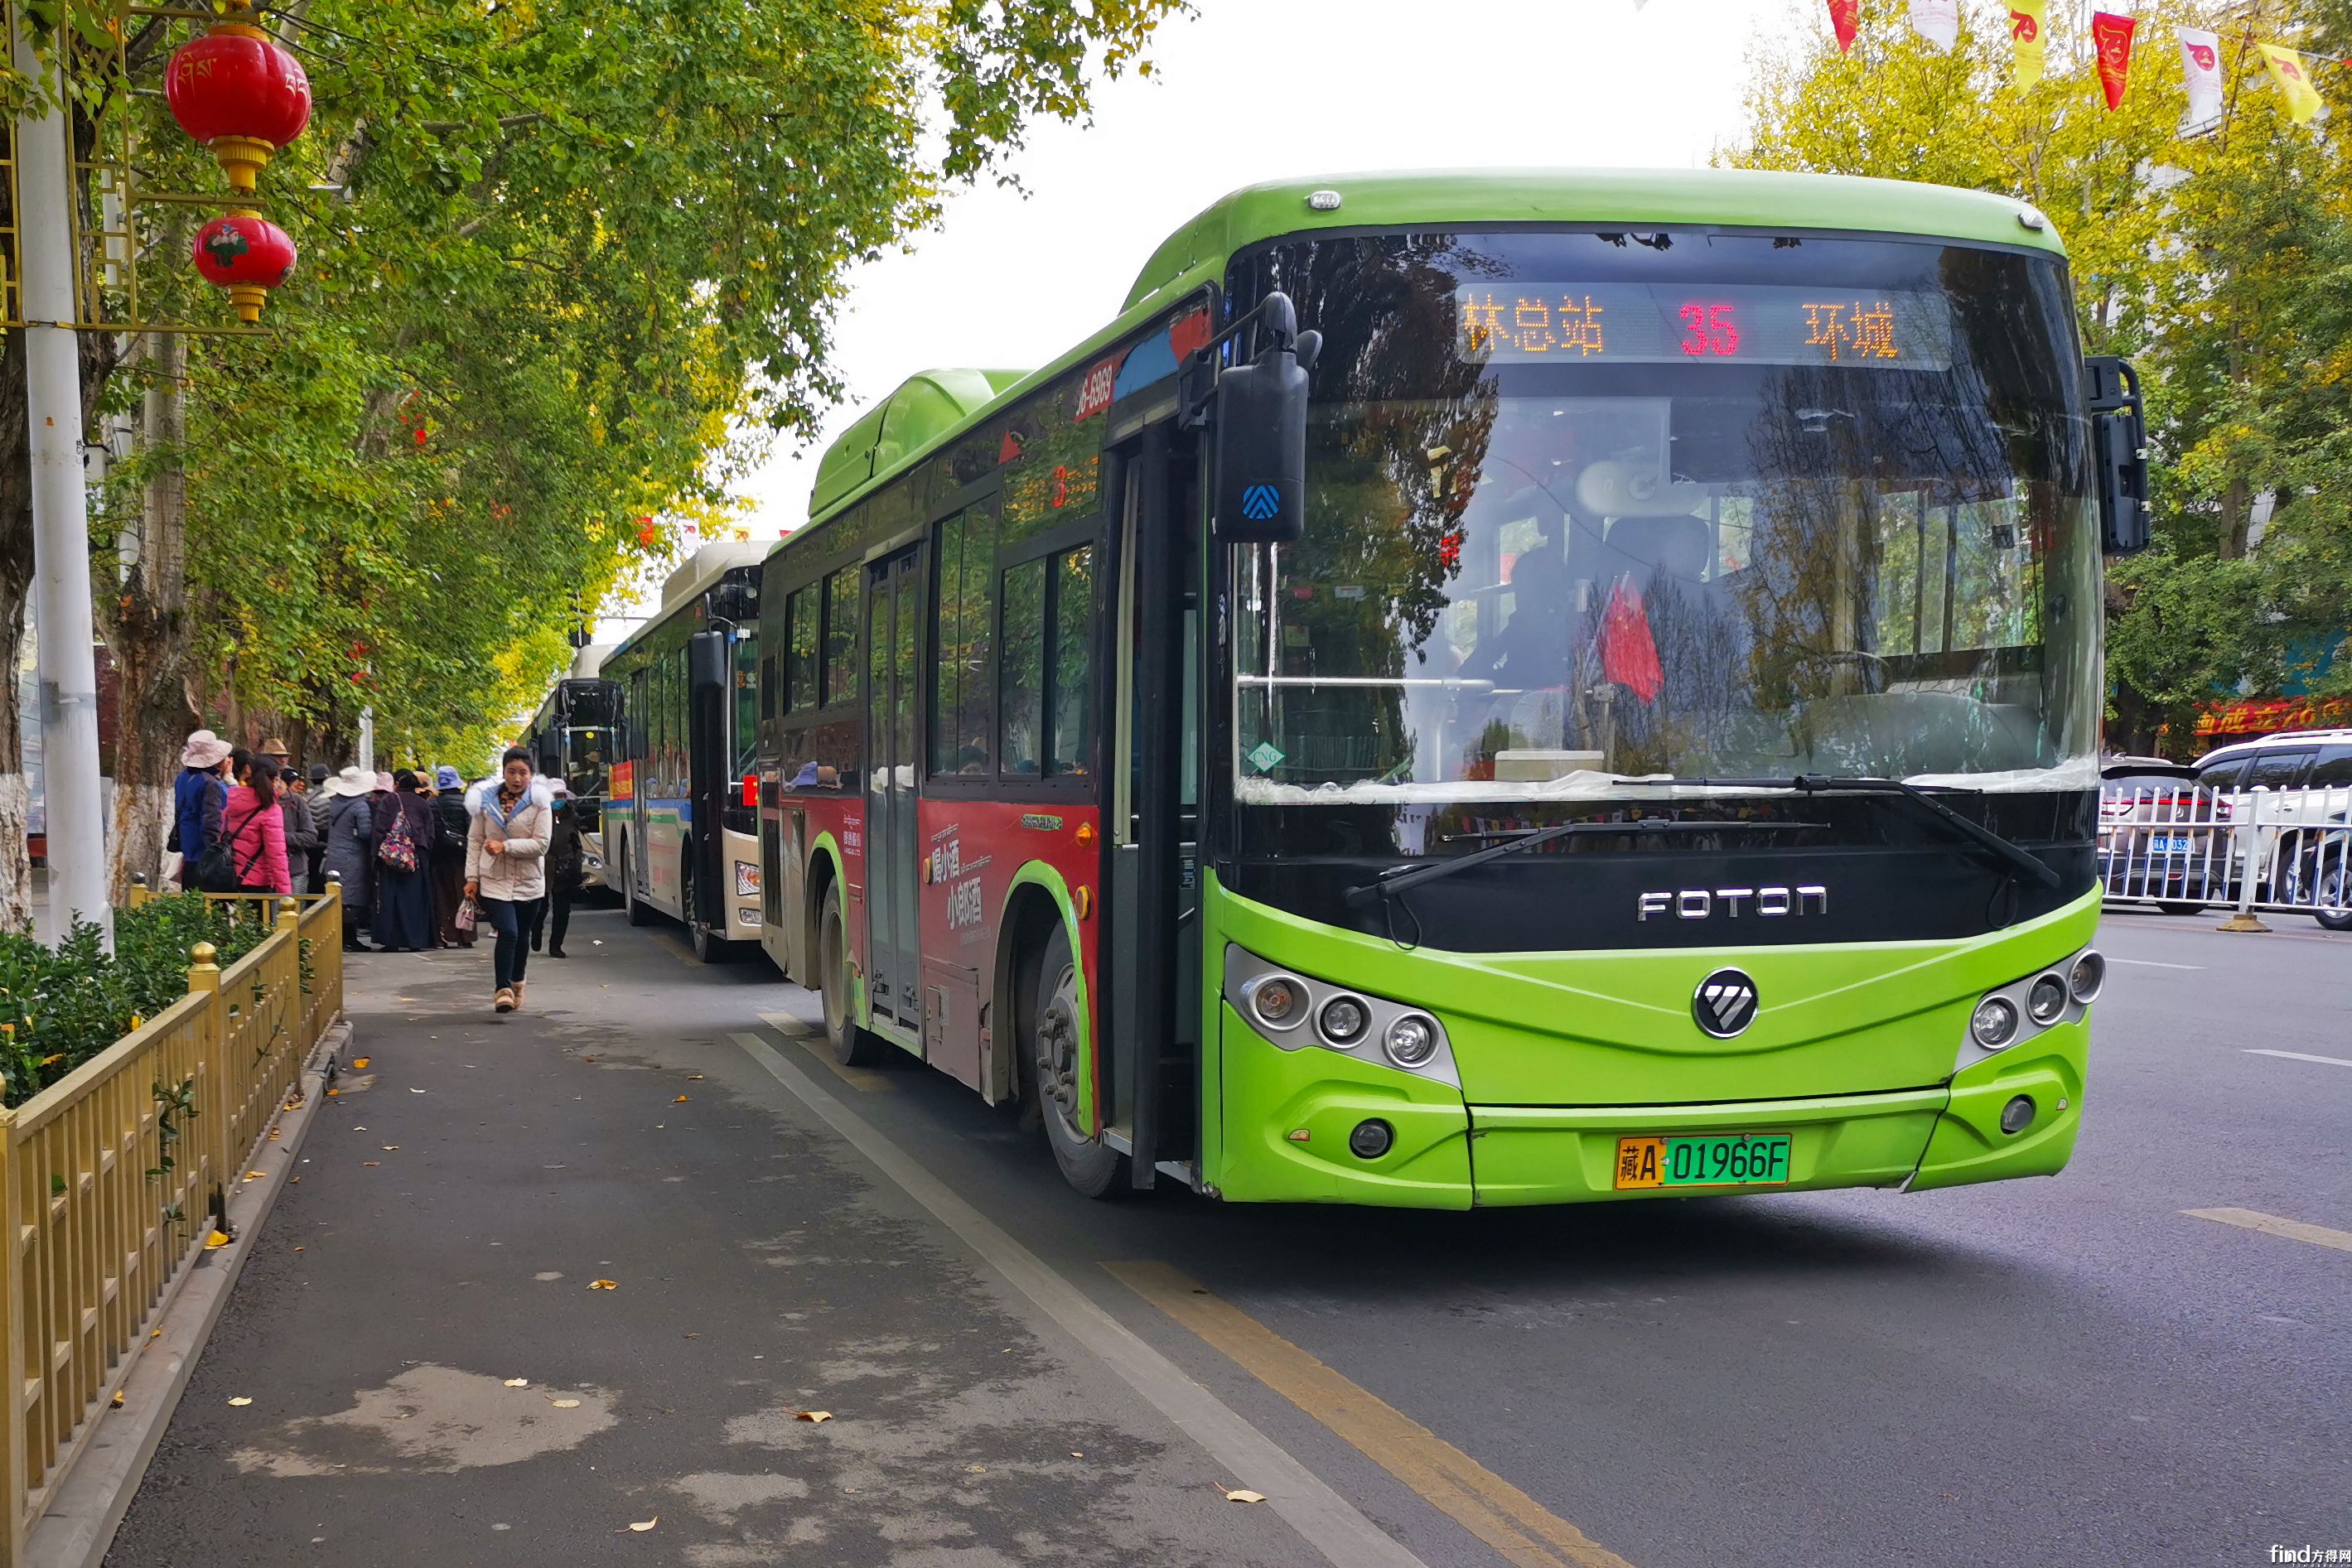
[819,882,881,1066]
[621,845,654,927]
[1025,924,1126,1199]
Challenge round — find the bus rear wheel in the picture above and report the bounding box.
[819,882,881,1066]
[1025,924,1126,1199]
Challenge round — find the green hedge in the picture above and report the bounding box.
[0,897,273,1108]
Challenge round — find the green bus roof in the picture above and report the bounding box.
[794,168,2064,535]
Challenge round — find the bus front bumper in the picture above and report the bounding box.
[1214,1007,2086,1207]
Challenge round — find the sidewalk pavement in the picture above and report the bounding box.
[103,908,1304,1566]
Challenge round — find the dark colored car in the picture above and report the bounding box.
[2098,758,2230,914]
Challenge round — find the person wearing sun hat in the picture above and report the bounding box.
[319,765,378,948]
[173,729,234,888]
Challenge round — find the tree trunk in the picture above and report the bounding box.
[101,331,199,899]
[2219,475,2254,561]
[0,330,33,931]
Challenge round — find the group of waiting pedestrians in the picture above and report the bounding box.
[173,732,587,1016]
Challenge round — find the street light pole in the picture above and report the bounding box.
[12,19,111,947]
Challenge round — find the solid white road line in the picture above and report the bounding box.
[728,1031,1429,1568]
[2108,957,2205,970]
[2243,1049,2352,1069]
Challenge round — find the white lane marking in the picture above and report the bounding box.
[727,1032,1427,1568]
[2243,1049,2352,1069]
[2108,957,2205,970]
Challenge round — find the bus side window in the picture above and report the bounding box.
[823,567,857,707]
[1048,545,1094,776]
[1001,560,1047,774]
[787,584,819,712]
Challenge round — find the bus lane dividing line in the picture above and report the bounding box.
[726,1033,1427,1568]
[759,1011,894,1093]
[2242,1049,2352,1069]
[2183,1207,2352,1255]
[2108,957,2205,970]
[1104,1260,1637,1568]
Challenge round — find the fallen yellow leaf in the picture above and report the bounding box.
[228,1397,252,1407]
[1224,1488,1266,1503]
[686,1074,703,1081]
[795,1410,832,1423]
[502,1378,529,1387]
[550,1398,582,1410]
[625,1518,657,1533]
[674,1095,689,1103]
[110,1390,124,1408]
[326,1088,338,1098]
[244,1171,268,1180]
[588,1279,618,1291]
[205,1231,230,1249]
[352,1057,371,1069]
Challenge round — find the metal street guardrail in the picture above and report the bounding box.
[2099,782,2352,929]
[0,888,345,1562]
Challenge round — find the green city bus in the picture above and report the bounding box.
[755,169,2147,1206]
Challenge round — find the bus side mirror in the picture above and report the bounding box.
[688,630,728,694]
[2086,356,2151,555]
[1211,296,1316,545]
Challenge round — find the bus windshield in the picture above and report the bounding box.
[1230,230,2102,804]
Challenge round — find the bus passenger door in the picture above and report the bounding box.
[1110,425,1201,1188]
[863,548,925,1037]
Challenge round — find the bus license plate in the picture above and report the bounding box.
[2150,834,2192,852]
[1615,1133,1792,1190]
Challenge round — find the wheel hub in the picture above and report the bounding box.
[1036,996,1078,1115]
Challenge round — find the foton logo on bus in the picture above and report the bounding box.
[1636,885,1828,921]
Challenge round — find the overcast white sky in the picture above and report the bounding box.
[599,0,1799,634]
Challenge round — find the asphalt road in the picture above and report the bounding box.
[108,902,2352,1568]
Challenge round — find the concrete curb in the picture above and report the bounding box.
[25,1018,354,1568]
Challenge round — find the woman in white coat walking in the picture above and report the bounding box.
[466,747,553,1012]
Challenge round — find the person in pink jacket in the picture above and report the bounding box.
[222,753,292,895]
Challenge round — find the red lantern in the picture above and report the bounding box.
[192,212,297,324]
[166,22,312,193]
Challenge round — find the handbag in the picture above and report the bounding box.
[196,803,261,894]
[377,805,420,874]
[454,898,477,934]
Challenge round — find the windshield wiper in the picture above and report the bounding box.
[1342,818,1828,909]
[1685,774,2060,890]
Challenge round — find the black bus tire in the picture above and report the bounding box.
[1026,923,1126,1199]
[2156,901,2207,915]
[819,882,881,1066]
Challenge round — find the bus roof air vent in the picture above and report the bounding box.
[808,368,1030,521]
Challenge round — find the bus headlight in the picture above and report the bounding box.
[2026,973,2069,1026]
[1970,996,2020,1049]
[1245,974,1307,1031]
[1224,947,1458,1088]
[1384,1014,1438,1068]
[1317,995,1370,1048]
[2067,950,2105,1004]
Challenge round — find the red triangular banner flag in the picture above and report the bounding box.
[1599,577,1664,705]
[2091,11,2137,109]
[1827,0,1860,54]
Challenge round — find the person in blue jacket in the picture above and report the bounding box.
[173,729,234,886]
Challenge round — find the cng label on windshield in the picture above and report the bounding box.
[1247,741,1286,774]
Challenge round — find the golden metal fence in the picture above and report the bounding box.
[0,889,345,1560]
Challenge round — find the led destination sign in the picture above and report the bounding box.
[1455,283,1953,369]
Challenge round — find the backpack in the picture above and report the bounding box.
[376,804,420,874]
[197,802,263,893]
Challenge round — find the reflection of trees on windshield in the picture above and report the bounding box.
[1244,239,1498,782]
